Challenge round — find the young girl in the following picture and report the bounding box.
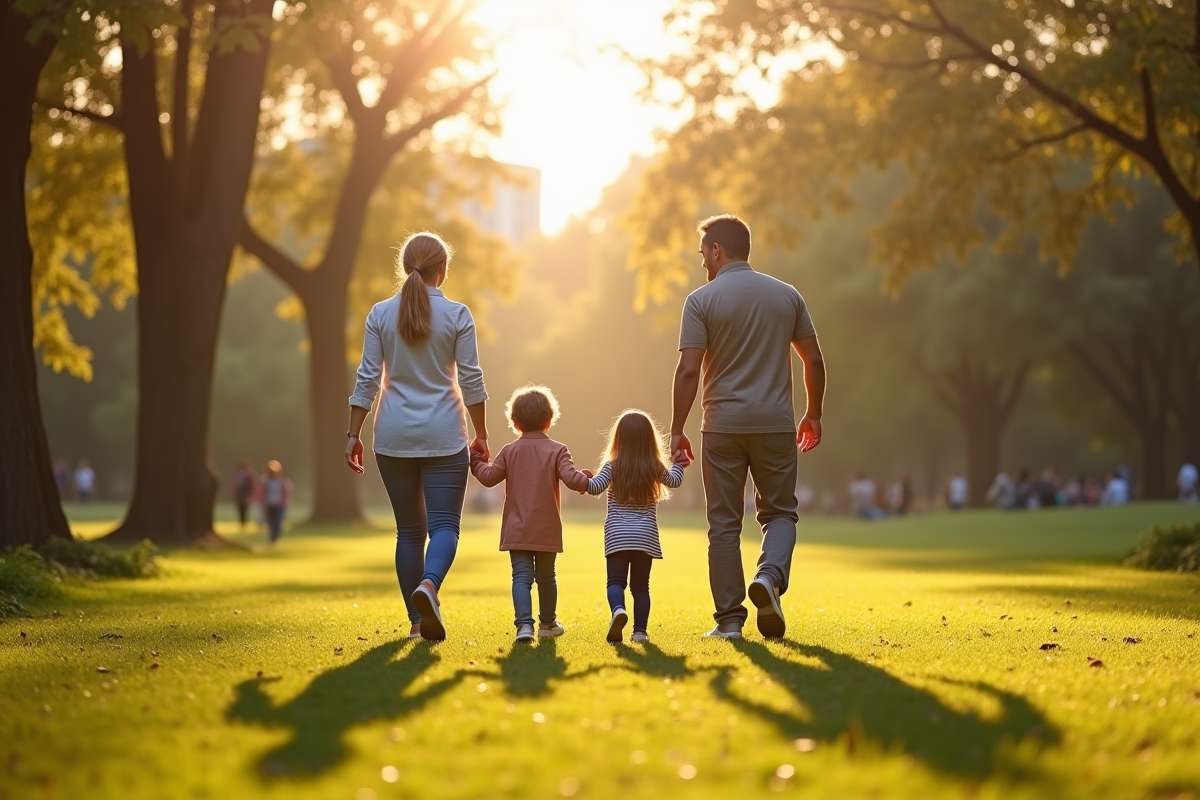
[470,386,592,642]
[260,460,293,545]
[587,410,689,643]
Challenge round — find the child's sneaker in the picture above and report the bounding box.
[538,621,565,637]
[607,607,629,643]
[516,623,535,642]
[630,631,649,643]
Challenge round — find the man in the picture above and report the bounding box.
[74,459,95,504]
[670,215,826,639]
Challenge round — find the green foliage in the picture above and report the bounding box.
[0,547,60,606]
[38,536,159,579]
[630,0,1200,304]
[1125,519,1200,573]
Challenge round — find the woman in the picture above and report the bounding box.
[346,232,489,642]
[260,460,293,544]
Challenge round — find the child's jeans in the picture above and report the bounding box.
[510,550,558,628]
[606,550,653,633]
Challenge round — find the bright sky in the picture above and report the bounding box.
[471,0,685,234]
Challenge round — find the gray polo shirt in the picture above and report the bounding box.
[350,286,488,457]
[678,262,816,434]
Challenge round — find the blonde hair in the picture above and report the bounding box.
[601,409,672,506]
[396,232,453,344]
[505,385,560,433]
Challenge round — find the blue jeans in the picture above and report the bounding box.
[510,550,557,627]
[377,449,469,624]
[265,505,285,542]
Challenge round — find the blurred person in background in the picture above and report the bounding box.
[848,473,880,518]
[1081,475,1102,507]
[74,459,96,503]
[985,471,1016,509]
[946,472,968,511]
[260,460,293,544]
[232,459,257,529]
[1014,469,1036,509]
[886,476,912,515]
[1036,468,1060,508]
[53,459,71,498]
[1178,463,1198,503]
[1100,469,1130,506]
[796,481,815,513]
[1060,476,1082,507]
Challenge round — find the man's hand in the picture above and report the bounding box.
[670,432,693,463]
[470,436,490,462]
[581,469,594,479]
[797,416,822,453]
[673,448,693,468]
[345,436,365,474]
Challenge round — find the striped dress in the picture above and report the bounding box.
[586,462,685,558]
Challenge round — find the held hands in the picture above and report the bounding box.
[797,415,822,453]
[345,436,365,474]
[578,468,594,495]
[469,436,490,462]
[670,432,693,463]
[672,449,693,468]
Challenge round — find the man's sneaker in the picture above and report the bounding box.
[703,620,743,639]
[607,607,629,642]
[748,576,786,638]
[515,623,535,642]
[538,621,565,638]
[630,631,649,643]
[411,580,446,641]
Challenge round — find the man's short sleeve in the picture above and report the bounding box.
[678,293,708,351]
[793,292,817,341]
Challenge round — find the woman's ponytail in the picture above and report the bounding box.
[396,232,452,344]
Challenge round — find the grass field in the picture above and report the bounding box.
[3,503,1199,800]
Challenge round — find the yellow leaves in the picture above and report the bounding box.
[33,309,94,382]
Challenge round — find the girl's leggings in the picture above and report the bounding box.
[606,550,653,634]
[376,449,469,624]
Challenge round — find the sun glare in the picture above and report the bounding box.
[460,0,684,234]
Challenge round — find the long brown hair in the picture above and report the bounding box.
[602,410,672,506]
[396,232,453,344]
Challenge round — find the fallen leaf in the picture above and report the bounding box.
[333,647,344,655]
[211,634,224,643]
[20,632,27,639]
[1039,643,1060,651]
[151,651,159,656]
[902,601,912,607]
[357,636,368,641]
[1087,657,1103,668]
[1051,626,1058,633]
[99,633,122,640]
[1000,614,1009,620]
[149,661,160,670]
[256,670,264,678]
[1064,600,1072,606]
[980,629,992,637]
[1123,636,1142,644]
[96,667,110,673]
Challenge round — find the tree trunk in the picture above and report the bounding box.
[0,4,70,548]
[303,280,363,522]
[108,0,273,545]
[932,359,1028,508]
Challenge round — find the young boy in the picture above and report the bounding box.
[470,386,592,642]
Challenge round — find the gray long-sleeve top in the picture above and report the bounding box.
[349,286,488,458]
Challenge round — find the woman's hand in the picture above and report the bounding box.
[346,435,365,474]
[470,436,490,462]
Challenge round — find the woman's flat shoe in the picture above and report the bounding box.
[411,581,446,641]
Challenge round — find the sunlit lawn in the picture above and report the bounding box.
[3,503,1199,800]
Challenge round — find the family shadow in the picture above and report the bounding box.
[717,639,1059,779]
[494,637,606,697]
[226,640,471,776]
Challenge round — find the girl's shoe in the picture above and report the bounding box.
[607,607,629,643]
[538,621,565,637]
[411,580,446,641]
[407,623,421,639]
[515,624,536,642]
[630,631,649,643]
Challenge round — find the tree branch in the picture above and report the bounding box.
[375,0,459,113]
[854,51,981,71]
[380,72,494,158]
[239,217,313,294]
[832,2,947,35]
[328,50,369,128]
[984,124,1087,164]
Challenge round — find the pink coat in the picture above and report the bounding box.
[470,432,590,552]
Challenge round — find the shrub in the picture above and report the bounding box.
[0,547,60,600]
[1124,520,1200,573]
[39,537,160,579]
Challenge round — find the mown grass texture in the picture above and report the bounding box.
[2,503,1199,800]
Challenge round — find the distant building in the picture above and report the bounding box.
[451,160,541,245]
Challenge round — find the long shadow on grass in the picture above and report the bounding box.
[495,638,605,698]
[612,641,691,679]
[720,639,1058,779]
[226,640,468,777]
